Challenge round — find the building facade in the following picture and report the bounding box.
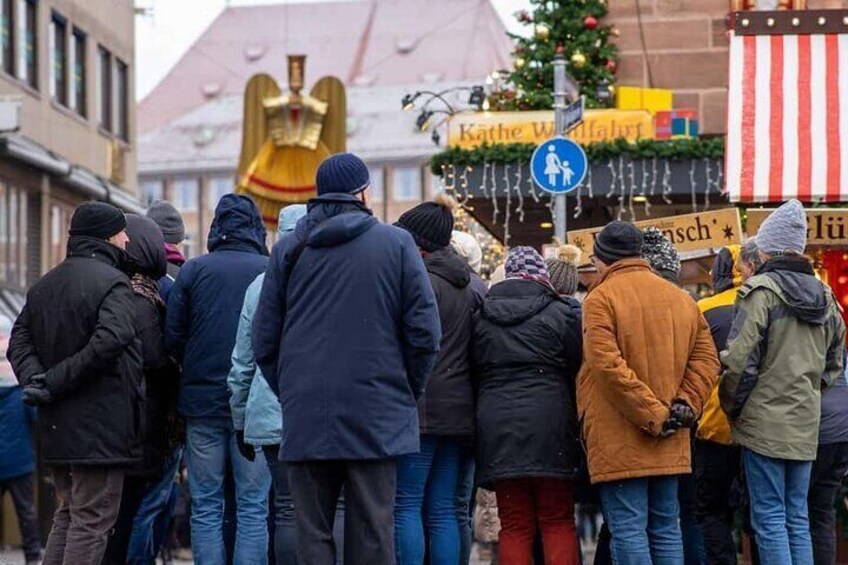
[137,0,512,253]
[0,0,138,314]
[0,0,137,547]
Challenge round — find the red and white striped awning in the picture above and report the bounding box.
[726,12,848,203]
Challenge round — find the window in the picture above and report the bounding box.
[115,58,128,141]
[171,179,198,212]
[2,0,14,75]
[0,182,28,289]
[141,180,163,206]
[49,201,72,268]
[208,176,232,210]
[97,45,111,131]
[368,167,383,202]
[393,167,422,202]
[71,28,85,115]
[18,0,37,89]
[50,12,67,105]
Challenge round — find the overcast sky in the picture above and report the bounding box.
[134,0,531,100]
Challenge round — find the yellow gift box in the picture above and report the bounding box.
[615,86,673,115]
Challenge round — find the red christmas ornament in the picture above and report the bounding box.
[555,44,565,54]
[606,60,617,74]
[584,15,599,30]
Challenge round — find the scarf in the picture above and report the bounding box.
[131,274,165,311]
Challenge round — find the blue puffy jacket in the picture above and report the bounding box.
[228,205,306,446]
[253,193,441,461]
[166,194,269,419]
[0,385,36,480]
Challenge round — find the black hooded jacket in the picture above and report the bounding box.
[126,215,180,476]
[471,279,583,489]
[417,248,484,437]
[7,236,143,466]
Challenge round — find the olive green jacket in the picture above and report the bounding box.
[719,260,845,461]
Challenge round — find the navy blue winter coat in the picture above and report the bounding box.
[166,194,268,419]
[253,193,441,461]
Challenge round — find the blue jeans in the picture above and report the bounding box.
[127,448,183,564]
[742,448,813,565]
[455,448,475,565]
[395,435,463,565]
[599,476,683,565]
[186,418,271,565]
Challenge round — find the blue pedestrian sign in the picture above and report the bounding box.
[530,136,587,195]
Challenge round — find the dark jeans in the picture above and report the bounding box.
[809,441,848,565]
[43,465,124,565]
[101,476,148,564]
[694,440,742,565]
[0,473,42,562]
[678,473,706,565]
[288,458,396,565]
[264,446,344,564]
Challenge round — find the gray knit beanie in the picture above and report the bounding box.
[641,227,681,282]
[756,199,807,255]
[545,245,582,296]
[146,200,186,244]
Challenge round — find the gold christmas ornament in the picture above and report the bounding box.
[515,57,526,69]
[571,50,587,68]
[534,23,550,41]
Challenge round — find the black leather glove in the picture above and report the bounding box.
[235,430,255,462]
[670,400,696,429]
[22,374,52,406]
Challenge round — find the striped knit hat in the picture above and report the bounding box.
[546,244,582,296]
[505,246,552,287]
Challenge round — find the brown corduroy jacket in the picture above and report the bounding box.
[577,258,719,484]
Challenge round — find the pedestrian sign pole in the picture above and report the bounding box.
[540,54,586,243]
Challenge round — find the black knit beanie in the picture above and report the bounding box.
[69,202,127,240]
[395,193,456,252]
[593,221,643,265]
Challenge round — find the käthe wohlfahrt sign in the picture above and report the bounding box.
[447,109,654,149]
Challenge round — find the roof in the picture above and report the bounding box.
[138,81,474,176]
[139,0,512,133]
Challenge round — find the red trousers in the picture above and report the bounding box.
[494,478,580,565]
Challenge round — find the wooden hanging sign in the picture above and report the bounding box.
[567,208,743,266]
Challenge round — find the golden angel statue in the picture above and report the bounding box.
[237,55,346,226]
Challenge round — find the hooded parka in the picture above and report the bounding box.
[719,256,846,461]
[253,193,441,461]
[166,195,269,420]
[471,279,583,489]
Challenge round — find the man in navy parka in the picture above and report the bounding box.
[253,153,441,565]
[166,193,272,564]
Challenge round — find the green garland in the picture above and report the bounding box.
[430,137,725,176]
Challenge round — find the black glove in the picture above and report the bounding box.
[22,374,52,406]
[235,430,255,462]
[670,400,696,429]
[660,417,682,439]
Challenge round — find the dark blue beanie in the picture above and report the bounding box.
[316,153,371,196]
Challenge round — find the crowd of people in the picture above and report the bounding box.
[2,151,847,565]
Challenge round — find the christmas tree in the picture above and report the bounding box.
[495,0,619,111]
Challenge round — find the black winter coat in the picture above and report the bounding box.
[418,248,484,437]
[471,279,583,489]
[126,215,180,477]
[7,236,144,466]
